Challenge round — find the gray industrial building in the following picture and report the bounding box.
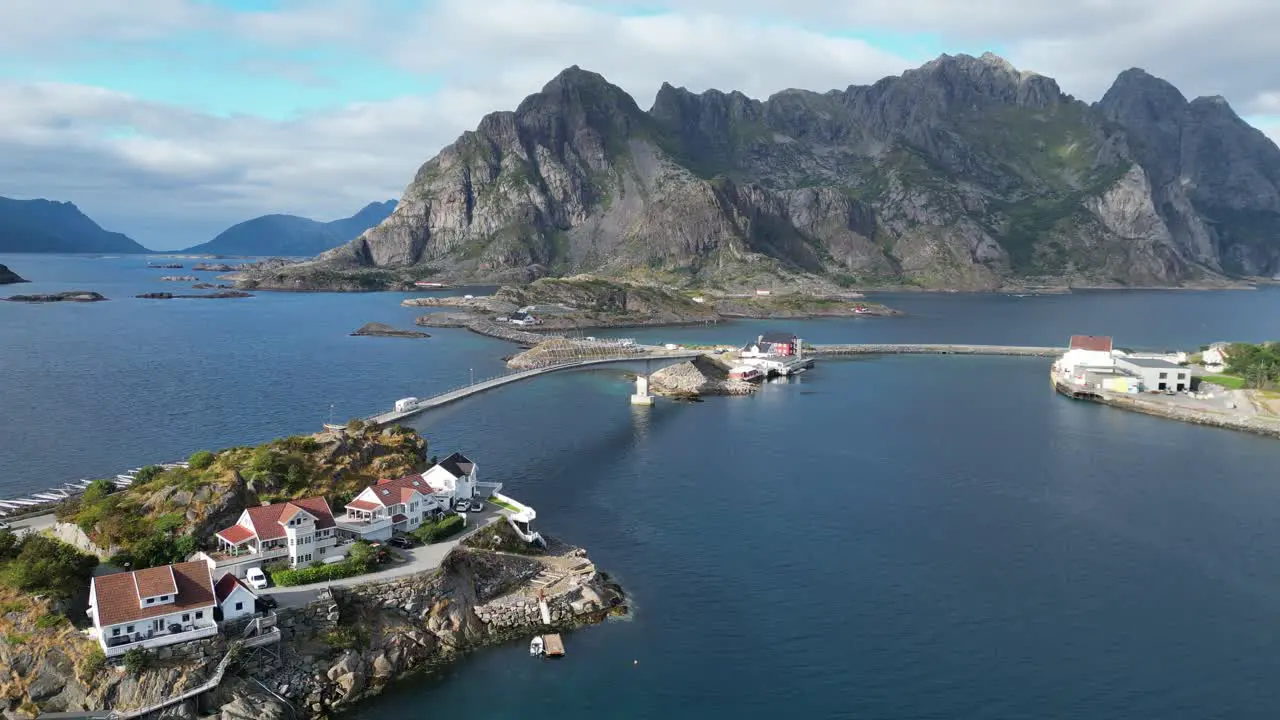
[1114,357,1190,392]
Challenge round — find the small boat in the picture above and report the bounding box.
[530,636,545,656]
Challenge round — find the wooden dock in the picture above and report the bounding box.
[543,633,565,657]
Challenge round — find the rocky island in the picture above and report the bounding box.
[0,264,27,284]
[192,263,236,272]
[4,291,106,303]
[647,355,757,397]
[350,322,430,338]
[405,276,900,334]
[135,291,254,299]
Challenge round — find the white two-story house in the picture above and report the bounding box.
[88,560,219,658]
[423,453,478,506]
[339,474,445,541]
[204,497,341,579]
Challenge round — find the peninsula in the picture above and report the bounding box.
[4,291,106,303]
[0,425,624,719]
[1052,336,1280,439]
[350,322,430,338]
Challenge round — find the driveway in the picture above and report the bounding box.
[261,508,502,609]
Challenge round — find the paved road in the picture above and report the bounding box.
[260,510,501,608]
[3,511,56,536]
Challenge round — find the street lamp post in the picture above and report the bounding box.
[470,368,474,385]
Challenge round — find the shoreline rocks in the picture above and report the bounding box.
[159,275,200,281]
[647,355,758,397]
[0,263,27,284]
[4,291,106,303]
[350,322,430,338]
[193,263,236,271]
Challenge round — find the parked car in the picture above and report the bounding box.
[388,536,415,549]
[469,499,485,512]
[245,567,269,590]
[454,499,471,512]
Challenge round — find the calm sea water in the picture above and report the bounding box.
[7,254,1280,718]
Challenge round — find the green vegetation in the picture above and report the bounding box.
[188,450,215,470]
[57,427,427,566]
[1202,374,1247,389]
[463,521,545,555]
[1224,342,1280,388]
[270,543,375,587]
[322,624,368,651]
[78,648,107,680]
[35,613,65,629]
[411,514,465,544]
[0,530,98,602]
[123,647,153,675]
[487,496,518,512]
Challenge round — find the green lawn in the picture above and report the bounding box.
[1202,374,1246,389]
[488,496,519,512]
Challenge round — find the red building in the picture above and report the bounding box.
[758,332,798,356]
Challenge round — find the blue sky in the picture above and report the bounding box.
[0,0,1276,249]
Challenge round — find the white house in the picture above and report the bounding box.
[423,453,479,506]
[1053,335,1116,382]
[213,573,259,623]
[207,497,342,579]
[1203,343,1231,372]
[338,473,446,541]
[88,560,218,657]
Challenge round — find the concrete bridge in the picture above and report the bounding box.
[366,342,1062,426]
[368,348,702,426]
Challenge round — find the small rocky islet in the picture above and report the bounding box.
[0,263,28,284]
[350,322,430,338]
[4,290,106,303]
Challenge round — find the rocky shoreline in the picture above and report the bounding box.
[1054,378,1280,440]
[8,533,625,719]
[136,291,254,300]
[648,355,757,397]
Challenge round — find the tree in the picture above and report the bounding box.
[2,535,98,599]
[81,479,115,504]
[188,450,216,470]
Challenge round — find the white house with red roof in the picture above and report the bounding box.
[88,560,219,657]
[202,497,343,579]
[213,573,259,623]
[337,453,484,540]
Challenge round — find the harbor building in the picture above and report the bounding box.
[1114,356,1190,392]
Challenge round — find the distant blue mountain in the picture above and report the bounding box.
[0,196,150,253]
[183,200,397,256]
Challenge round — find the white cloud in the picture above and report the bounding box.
[1,0,1279,249]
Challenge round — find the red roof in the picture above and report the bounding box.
[1069,335,1113,352]
[345,499,379,512]
[237,496,336,541]
[213,573,255,603]
[92,561,215,627]
[133,565,177,598]
[216,524,255,545]
[366,474,433,506]
[391,513,407,523]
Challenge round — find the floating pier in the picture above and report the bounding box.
[543,633,565,657]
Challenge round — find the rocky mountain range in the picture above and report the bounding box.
[0,197,150,254]
[183,200,397,256]
[259,53,1280,290]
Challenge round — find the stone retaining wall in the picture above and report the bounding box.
[1092,392,1280,439]
[465,320,562,346]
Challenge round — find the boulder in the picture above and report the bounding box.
[218,693,291,720]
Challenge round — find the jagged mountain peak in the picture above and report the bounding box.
[289,58,1280,290]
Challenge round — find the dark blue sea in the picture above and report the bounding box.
[6,254,1280,718]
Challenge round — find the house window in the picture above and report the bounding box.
[1178,373,1186,380]
[195,611,204,619]
[126,625,134,633]
[112,628,121,637]
[146,597,154,604]
[1158,372,1167,379]
[235,602,243,611]
[182,613,190,622]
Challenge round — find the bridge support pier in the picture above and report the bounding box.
[630,374,654,406]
